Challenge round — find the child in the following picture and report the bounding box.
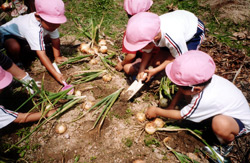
[0,66,55,129]
[0,51,39,93]
[146,50,250,157]
[115,0,154,73]
[124,10,205,82]
[0,0,68,85]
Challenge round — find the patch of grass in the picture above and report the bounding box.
[144,136,160,147]
[123,138,133,148]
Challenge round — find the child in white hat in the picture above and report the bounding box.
[0,0,68,86]
[124,10,205,82]
[0,66,55,129]
[146,50,250,160]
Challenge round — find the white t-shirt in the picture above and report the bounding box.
[181,75,250,133]
[0,105,18,129]
[144,10,198,58]
[0,12,59,51]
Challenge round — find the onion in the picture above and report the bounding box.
[93,46,99,54]
[87,48,95,55]
[99,46,108,54]
[89,59,98,65]
[133,159,146,163]
[79,43,90,53]
[98,39,107,46]
[55,123,67,134]
[159,98,168,108]
[74,90,81,96]
[153,118,165,128]
[145,122,157,134]
[102,74,112,82]
[1,2,10,11]
[136,112,146,122]
[82,100,94,110]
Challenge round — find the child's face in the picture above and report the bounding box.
[41,19,60,32]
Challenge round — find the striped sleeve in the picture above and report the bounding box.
[181,91,203,119]
[0,105,18,129]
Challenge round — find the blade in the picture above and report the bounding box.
[125,79,145,100]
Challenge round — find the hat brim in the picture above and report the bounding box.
[0,71,13,89]
[40,14,67,24]
[165,62,179,86]
[123,35,151,52]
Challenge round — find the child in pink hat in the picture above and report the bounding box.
[124,10,205,82]
[115,0,156,74]
[0,0,68,86]
[0,66,56,129]
[146,50,250,159]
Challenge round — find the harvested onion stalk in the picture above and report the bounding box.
[55,123,67,134]
[153,118,165,128]
[145,122,157,134]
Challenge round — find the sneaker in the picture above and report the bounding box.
[201,144,233,163]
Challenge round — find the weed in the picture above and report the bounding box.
[123,138,133,148]
[144,137,160,147]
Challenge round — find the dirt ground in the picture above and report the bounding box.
[0,0,250,163]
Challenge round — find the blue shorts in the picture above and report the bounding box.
[234,118,247,137]
[186,19,205,50]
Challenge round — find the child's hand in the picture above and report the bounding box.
[137,72,147,81]
[55,56,68,64]
[115,62,123,71]
[145,106,158,119]
[144,68,157,82]
[46,109,57,117]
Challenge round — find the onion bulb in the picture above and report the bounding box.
[102,74,112,82]
[159,98,168,108]
[74,90,81,96]
[98,39,107,46]
[153,118,165,128]
[99,46,108,54]
[82,100,94,110]
[55,123,67,134]
[79,43,90,53]
[133,159,146,163]
[1,2,10,11]
[136,112,146,122]
[145,122,157,134]
[87,48,95,55]
[89,59,98,65]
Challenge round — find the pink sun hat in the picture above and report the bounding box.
[124,12,160,51]
[0,66,13,89]
[35,0,67,24]
[124,0,153,16]
[165,50,216,86]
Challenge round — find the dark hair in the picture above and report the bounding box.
[177,78,212,90]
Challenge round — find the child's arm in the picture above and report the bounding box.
[115,53,136,71]
[137,52,152,80]
[14,109,56,123]
[36,50,64,84]
[144,54,175,82]
[51,38,68,64]
[146,106,182,120]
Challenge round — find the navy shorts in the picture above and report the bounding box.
[186,19,205,50]
[234,118,247,137]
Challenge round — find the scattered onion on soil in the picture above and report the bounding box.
[82,100,94,110]
[153,118,165,128]
[102,74,112,82]
[99,45,108,54]
[55,123,67,134]
[79,43,90,53]
[89,58,98,65]
[74,90,81,96]
[133,159,146,163]
[159,98,168,108]
[145,121,157,134]
[98,39,107,46]
[136,112,146,122]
